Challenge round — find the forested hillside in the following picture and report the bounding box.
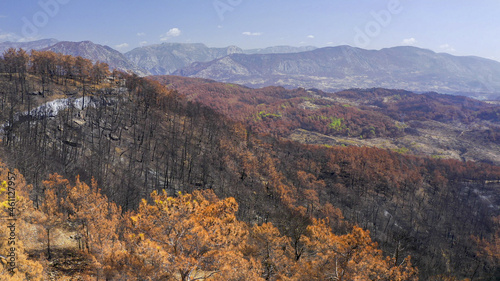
[153,76,500,165]
[0,49,499,280]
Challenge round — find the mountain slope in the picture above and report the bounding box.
[0,38,59,54]
[125,43,243,75]
[174,46,500,100]
[43,40,148,75]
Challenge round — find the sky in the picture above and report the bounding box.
[0,0,499,61]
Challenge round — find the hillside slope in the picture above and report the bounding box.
[153,75,500,166]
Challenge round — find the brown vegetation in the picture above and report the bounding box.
[0,49,499,280]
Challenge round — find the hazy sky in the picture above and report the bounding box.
[1,0,499,60]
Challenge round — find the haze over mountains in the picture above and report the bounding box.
[42,40,149,76]
[175,46,500,100]
[3,39,500,100]
[124,43,243,75]
[124,43,318,75]
[0,38,59,54]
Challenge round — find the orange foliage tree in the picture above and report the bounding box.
[296,219,418,280]
[123,189,261,281]
[63,176,125,279]
[0,162,44,280]
[245,222,295,280]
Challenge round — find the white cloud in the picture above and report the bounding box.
[1,28,37,42]
[307,35,315,39]
[167,28,181,37]
[17,36,41,42]
[439,44,456,53]
[0,15,7,19]
[242,31,262,36]
[402,38,417,45]
[139,41,148,46]
[0,32,17,41]
[115,43,129,49]
[160,28,182,41]
[137,32,146,37]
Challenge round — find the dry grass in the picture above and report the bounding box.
[22,223,79,252]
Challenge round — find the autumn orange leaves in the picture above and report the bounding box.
[125,190,256,280]
[0,163,418,280]
[0,163,44,280]
[121,188,417,280]
[0,133,424,280]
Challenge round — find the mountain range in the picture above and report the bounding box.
[243,45,317,54]
[2,39,500,100]
[174,46,500,100]
[124,43,243,75]
[42,40,149,76]
[124,43,318,75]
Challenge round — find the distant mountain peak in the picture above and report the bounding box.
[43,40,148,75]
[125,42,244,75]
[243,45,317,55]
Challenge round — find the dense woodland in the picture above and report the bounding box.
[0,49,499,280]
